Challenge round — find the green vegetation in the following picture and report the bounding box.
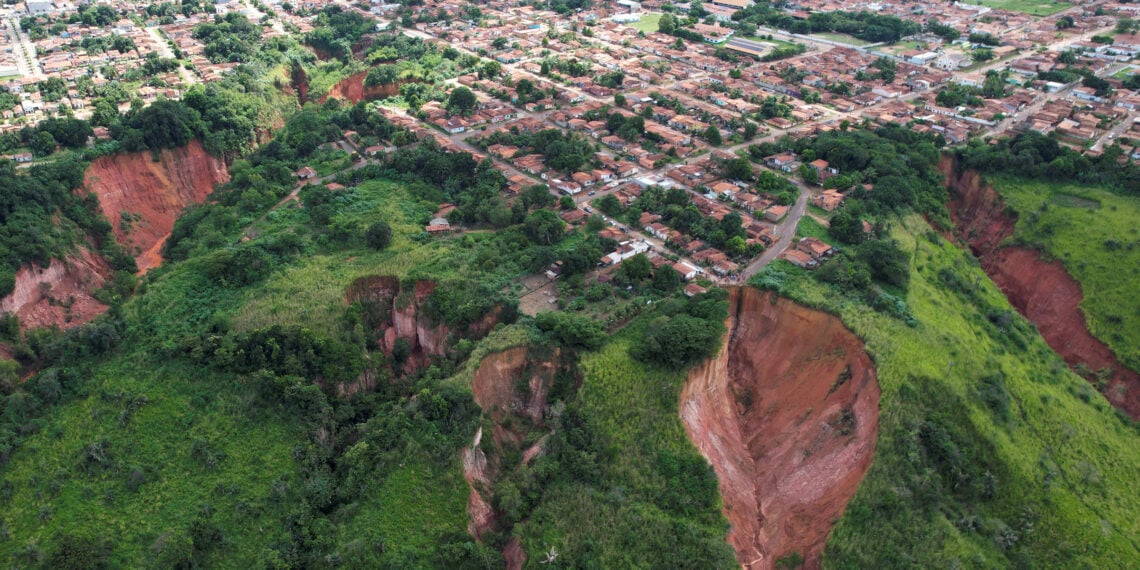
[627,12,663,33]
[755,214,1140,567]
[959,0,1071,16]
[813,32,872,46]
[988,176,1140,372]
[512,298,736,567]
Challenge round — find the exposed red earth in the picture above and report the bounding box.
[84,139,229,273]
[0,247,113,330]
[1,142,227,331]
[320,71,402,104]
[942,157,1140,420]
[681,287,880,569]
[463,345,571,570]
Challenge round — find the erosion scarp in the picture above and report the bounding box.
[681,287,880,569]
[463,345,574,570]
[320,71,402,104]
[0,247,113,330]
[83,139,229,272]
[942,157,1140,419]
[345,276,504,375]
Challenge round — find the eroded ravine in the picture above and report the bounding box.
[84,139,229,272]
[463,345,574,570]
[681,287,880,569]
[942,157,1140,419]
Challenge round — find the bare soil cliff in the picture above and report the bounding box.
[941,157,1140,419]
[0,248,113,330]
[83,139,229,272]
[320,72,402,104]
[345,276,504,375]
[681,287,880,569]
[463,345,572,570]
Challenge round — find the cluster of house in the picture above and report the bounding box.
[780,236,836,269]
[0,0,298,132]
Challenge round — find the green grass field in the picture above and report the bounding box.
[960,0,1071,16]
[758,214,1140,567]
[989,176,1140,373]
[812,32,872,46]
[626,13,663,34]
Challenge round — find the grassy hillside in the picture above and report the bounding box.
[756,214,1140,567]
[989,176,1140,373]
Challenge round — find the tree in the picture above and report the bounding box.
[447,86,477,115]
[491,36,508,49]
[653,265,681,291]
[480,60,502,79]
[1056,15,1074,29]
[658,13,676,35]
[614,93,627,107]
[523,209,565,245]
[828,211,866,245]
[365,221,392,249]
[30,130,57,156]
[636,314,722,368]
[559,195,575,209]
[703,125,722,146]
[721,157,753,181]
[621,252,652,281]
[596,194,623,216]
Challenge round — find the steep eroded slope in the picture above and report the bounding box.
[83,139,229,272]
[942,157,1140,419]
[681,287,879,569]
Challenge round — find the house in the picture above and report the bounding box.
[673,261,702,280]
[765,152,798,172]
[812,189,845,211]
[763,204,788,222]
[561,209,589,225]
[602,240,650,265]
[10,152,33,163]
[645,222,669,240]
[935,53,973,71]
[295,166,318,179]
[552,179,583,195]
[782,248,817,268]
[684,283,709,297]
[797,237,835,260]
[426,217,452,233]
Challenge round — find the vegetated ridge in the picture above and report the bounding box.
[84,139,229,273]
[682,286,879,569]
[942,156,1140,420]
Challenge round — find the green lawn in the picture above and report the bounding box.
[989,175,1140,373]
[626,12,663,34]
[1111,67,1136,80]
[812,32,871,46]
[795,214,831,240]
[757,214,1140,567]
[960,0,1071,16]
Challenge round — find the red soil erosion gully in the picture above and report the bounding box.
[463,287,881,570]
[941,156,1140,420]
[0,140,228,331]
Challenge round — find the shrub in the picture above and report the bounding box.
[365,220,392,250]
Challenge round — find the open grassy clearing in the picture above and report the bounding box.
[758,214,1140,567]
[625,13,663,34]
[960,0,1071,16]
[812,32,872,46]
[989,175,1140,373]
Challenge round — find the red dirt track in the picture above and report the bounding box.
[942,157,1140,419]
[681,287,880,569]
